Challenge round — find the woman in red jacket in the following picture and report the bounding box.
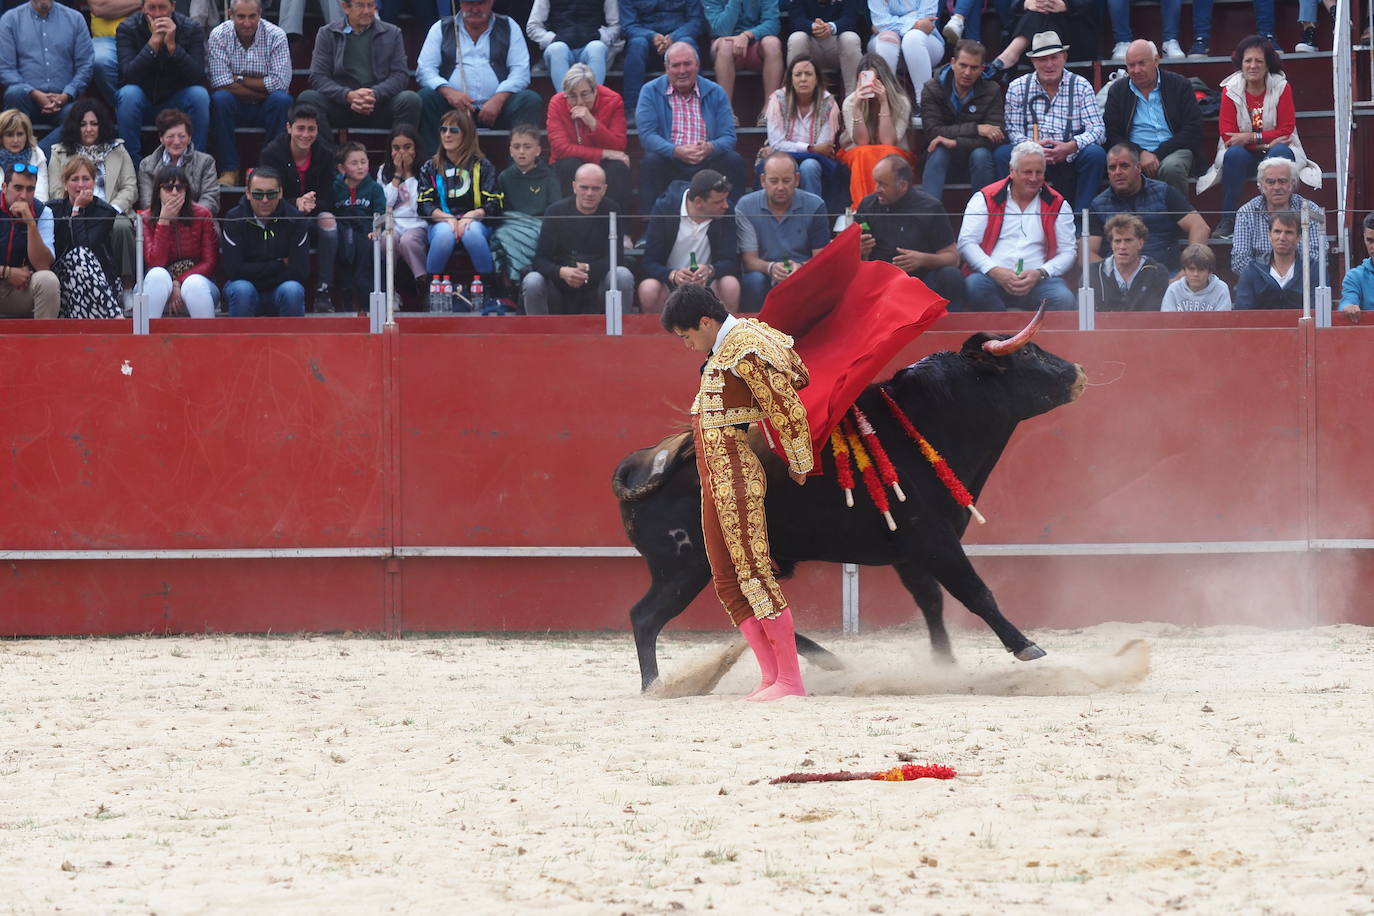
[140,165,219,318]
[546,63,631,212]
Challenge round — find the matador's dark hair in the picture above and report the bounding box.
[661,283,729,332]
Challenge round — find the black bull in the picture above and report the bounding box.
[612,330,1088,691]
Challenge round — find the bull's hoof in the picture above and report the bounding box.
[1014,644,1047,661]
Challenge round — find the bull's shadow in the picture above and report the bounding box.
[614,327,1087,692]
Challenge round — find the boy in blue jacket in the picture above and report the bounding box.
[332,142,387,313]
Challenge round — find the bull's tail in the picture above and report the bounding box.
[611,430,695,502]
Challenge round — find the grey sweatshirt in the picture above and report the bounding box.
[1161,274,1232,311]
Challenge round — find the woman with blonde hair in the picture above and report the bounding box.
[0,110,49,202]
[416,107,503,293]
[45,156,122,319]
[836,52,913,209]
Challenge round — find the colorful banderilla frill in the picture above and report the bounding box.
[770,763,958,784]
[829,428,855,507]
[841,414,896,531]
[879,386,986,525]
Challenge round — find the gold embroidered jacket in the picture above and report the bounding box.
[691,318,814,474]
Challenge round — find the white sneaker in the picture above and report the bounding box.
[910,114,923,130]
[1111,41,1130,59]
[942,14,964,44]
[1162,38,1185,59]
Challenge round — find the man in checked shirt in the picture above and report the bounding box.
[992,30,1106,214]
[206,0,293,188]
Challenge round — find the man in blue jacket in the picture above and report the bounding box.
[636,41,747,209]
[636,168,740,313]
[1338,212,1374,319]
[620,0,705,118]
[1234,210,1318,311]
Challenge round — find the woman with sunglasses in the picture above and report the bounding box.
[141,165,219,318]
[0,110,49,203]
[379,124,428,304]
[48,99,138,301]
[417,108,503,300]
[45,156,122,319]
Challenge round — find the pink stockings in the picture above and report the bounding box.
[739,609,806,701]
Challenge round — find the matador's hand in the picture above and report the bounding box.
[789,470,807,485]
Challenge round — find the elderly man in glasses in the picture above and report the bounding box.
[0,161,58,318]
[1230,156,1325,277]
[219,166,309,316]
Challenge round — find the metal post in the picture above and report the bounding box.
[841,562,859,634]
[1315,214,1332,328]
[369,215,385,333]
[133,212,148,334]
[605,210,623,335]
[1301,208,1312,321]
[1077,207,1095,330]
[384,211,396,328]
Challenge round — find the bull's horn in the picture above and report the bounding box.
[982,302,1046,356]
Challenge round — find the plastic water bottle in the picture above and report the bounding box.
[470,276,486,314]
[440,275,454,313]
[428,276,442,313]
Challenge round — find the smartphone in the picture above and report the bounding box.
[858,70,876,90]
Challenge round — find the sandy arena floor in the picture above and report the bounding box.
[2,623,1373,915]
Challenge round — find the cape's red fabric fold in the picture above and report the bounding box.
[758,223,948,465]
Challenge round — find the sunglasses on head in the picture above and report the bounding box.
[249,188,282,200]
[438,125,463,135]
[8,163,39,178]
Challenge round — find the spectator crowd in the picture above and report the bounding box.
[0,0,1368,319]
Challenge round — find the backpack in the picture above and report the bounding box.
[1189,77,1222,119]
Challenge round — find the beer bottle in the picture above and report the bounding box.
[689,252,699,271]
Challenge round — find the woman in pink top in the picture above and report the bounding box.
[760,55,843,203]
[546,63,632,212]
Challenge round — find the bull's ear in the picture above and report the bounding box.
[961,333,1011,373]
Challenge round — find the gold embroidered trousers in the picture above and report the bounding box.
[693,416,788,626]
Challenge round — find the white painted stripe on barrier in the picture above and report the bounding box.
[0,548,393,560]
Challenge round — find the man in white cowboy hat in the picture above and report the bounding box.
[992,30,1105,213]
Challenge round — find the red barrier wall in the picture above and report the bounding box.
[2,316,1371,636]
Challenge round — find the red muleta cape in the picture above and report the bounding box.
[757,223,948,467]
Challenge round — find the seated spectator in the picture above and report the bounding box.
[1234,210,1319,310]
[941,0,1008,45]
[1161,242,1231,311]
[1089,143,1209,276]
[1186,0,1276,58]
[136,109,220,216]
[1106,1,1184,60]
[635,41,747,207]
[866,0,943,116]
[47,156,123,318]
[332,142,386,312]
[1087,213,1168,311]
[523,162,634,314]
[525,0,620,89]
[637,168,740,313]
[1231,156,1324,277]
[857,153,963,307]
[89,0,143,113]
[619,0,706,120]
[736,152,829,312]
[48,99,138,296]
[141,163,218,318]
[417,107,503,297]
[546,63,631,212]
[379,124,429,304]
[0,0,93,153]
[957,140,1076,311]
[1296,0,1337,52]
[220,166,308,316]
[0,109,49,202]
[919,39,1003,200]
[206,0,293,188]
[706,0,783,124]
[260,103,339,311]
[784,0,862,98]
[297,0,420,140]
[1103,40,1201,201]
[115,0,210,160]
[492,125,559,289]
[982,1,1099,79]
[1338,213,1374,317]
[993,32,1105,213]
[0,161,57,318]
[760,55,843,204]
[417,0,544,147]
[1198,36,1320,238]
[836,53,912,209]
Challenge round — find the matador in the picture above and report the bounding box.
[661,284,815,701]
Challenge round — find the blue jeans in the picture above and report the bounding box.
[426,219,494,275]
[210,89,293,173]
[1,85,72,154]
[993,142,1105,214]
[623,35,698,115]
[922,145,995,199]
[950,0,1014,41]
[1220,143,1294,214]
[741,270,773,313]
[117,84,210,160]
[640,149,748,208]
[93,36,118,106]
[545,40,609,89]
[1191,0,1273,39]
[224,280,306,316]
[962,273,1075,312]
[1108,0,1181,41]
